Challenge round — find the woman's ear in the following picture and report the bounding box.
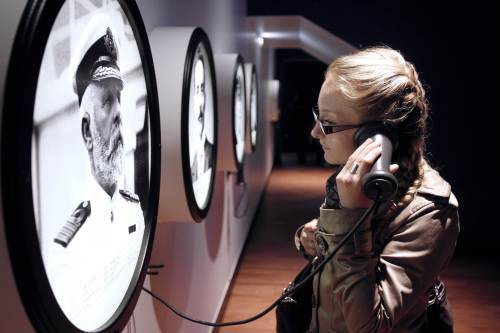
[81,113,92,151]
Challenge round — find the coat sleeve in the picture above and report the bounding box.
[320,200,459,332]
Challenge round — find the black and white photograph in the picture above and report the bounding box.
[234,64,246,164]
[188,44,215,211]
[249,69,258,150]
[31,1,150,330]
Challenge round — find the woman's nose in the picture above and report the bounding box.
[311,122,323,140]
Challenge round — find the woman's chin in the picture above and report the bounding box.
[324,154,345,167]
[323,152,335,165]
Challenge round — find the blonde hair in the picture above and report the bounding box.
[325,46,428,206]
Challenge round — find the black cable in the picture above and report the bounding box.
[314,263,323,331]
[142,190,382,327]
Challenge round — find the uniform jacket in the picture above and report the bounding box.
[191,134,214,183]
[46,178,145,330]
[296,162,459,333]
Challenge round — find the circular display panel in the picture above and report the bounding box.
[249,69,258,151]
[181,28,217,222]
[1,0,160,332]
[234,62,246,165]
[187,43,216,211]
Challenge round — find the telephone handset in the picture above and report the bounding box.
[353,122,399,201]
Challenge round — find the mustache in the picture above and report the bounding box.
[108,129,123,160]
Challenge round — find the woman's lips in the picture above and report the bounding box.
[319,140,330,150]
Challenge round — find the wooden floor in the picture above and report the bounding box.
[215,166,500,333]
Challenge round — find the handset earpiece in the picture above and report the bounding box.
[353,122,399,201]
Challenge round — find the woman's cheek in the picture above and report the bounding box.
[323,146,340,164]
[325,141,352,165]
[323,138,340,164]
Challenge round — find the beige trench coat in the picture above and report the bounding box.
[295,162,459,333]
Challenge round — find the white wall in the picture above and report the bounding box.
[132,1,274,332]
[0,0,275,332]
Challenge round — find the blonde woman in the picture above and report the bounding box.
[295,47,459,332]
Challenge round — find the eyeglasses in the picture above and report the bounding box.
[312,106,364,135]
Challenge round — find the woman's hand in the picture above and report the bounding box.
[336,138,399,209]
[300,219,318,257]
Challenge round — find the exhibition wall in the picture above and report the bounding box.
[0,0,274,333]
[133,1,274,332]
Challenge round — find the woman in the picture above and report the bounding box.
[295,47,459,332]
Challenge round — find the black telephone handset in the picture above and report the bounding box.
[353,122,399,201]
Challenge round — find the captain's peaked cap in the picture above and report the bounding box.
[72,14,123,106]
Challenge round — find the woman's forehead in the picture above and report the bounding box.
[318,85,359,123]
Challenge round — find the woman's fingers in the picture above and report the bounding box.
[303,219,317,232]
[354,142,383,175]
[340,140,381,179]
[337,139,385,208]
[301,219,318,255]
[302,222,317,244]
[344,138,373,170]
[301,229,316,255]
[389,163,399,174]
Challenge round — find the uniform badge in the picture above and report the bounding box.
[119,189,140,203]
[54,201,91,248]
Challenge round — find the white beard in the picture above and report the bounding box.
[91,126,123,192]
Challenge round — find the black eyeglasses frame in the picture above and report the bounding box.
[312,106,377,135]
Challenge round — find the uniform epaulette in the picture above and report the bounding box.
[54,201,91,248]
[119,189,140,203]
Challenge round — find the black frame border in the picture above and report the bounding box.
[0,0,161,332]
[232,55,246,174]
[180,27,218,223]
[249,64,258,153]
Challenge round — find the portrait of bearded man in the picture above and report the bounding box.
[45,25,145,330]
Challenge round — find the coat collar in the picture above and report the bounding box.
[416,160,451,198]
[414,159,458,207]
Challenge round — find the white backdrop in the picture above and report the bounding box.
[32,0,148,260]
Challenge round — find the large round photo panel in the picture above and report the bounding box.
[244,63,258,153]
[214,54,247,173]
[150,27,217,223]
[1,0,160,332]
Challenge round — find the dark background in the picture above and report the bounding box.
[248,0,499,257]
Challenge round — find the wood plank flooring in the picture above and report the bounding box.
[215,166,500,333]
